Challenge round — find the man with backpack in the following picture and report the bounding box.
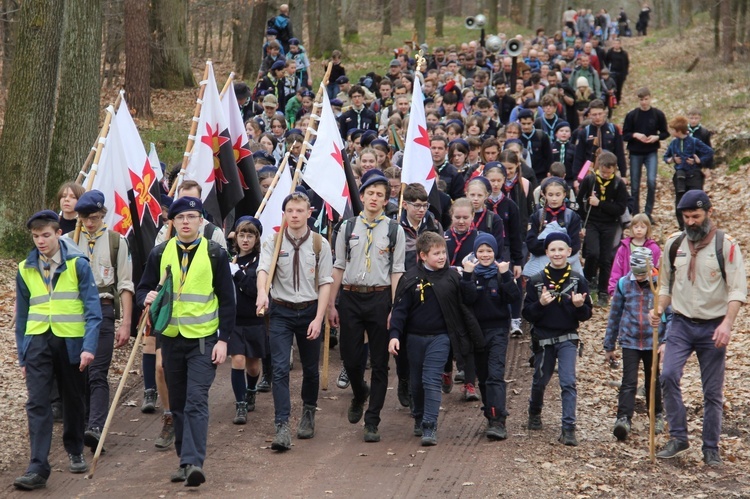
[267,4,294,54]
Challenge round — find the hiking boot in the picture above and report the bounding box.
[13,472,47,490]
[185,465,205,487]
[68,453,89,474]
[271,422,292,451]
[155,413,175,450]
[613,417,630,441]
[329,327,339,349]
[52,401,63,422]
[141,388,157,413]
[397,378,410,407]
[297,405,316,439]
[463,383,480,402]
[84,427,104,453]
[441,372,453,394]
[421,422,437,446]
[336,367,350,389]
[347,385,369,424]
[656,439,690,459]
[486,419,508,441]
[703,448,722,466]
[245,389,257,412]
[454,370,465,382]
[528,412,543,430]
[256,373,271,393]
[413,418,423,437]
[654,414,666,435]
[363,424,380,443]
[510,318,523,337]
[170,466,187,482]
[597,294,610,308]
[558,428,578,446]
[233,402,248,425]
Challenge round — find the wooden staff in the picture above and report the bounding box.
[76,91,124,185]
[73,104,117,244]
[258,62,334,316]
[219,72,235,100]
[88,267,171,479]
[321,218,333,390]
[647,255,663,464]
[253,147,294,218]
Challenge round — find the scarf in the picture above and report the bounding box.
[687,224,717,283]
[83,225,108,259]
[595,173,613,201]
[417,278,433,304]
[177,239,201,293]
[449,229,472,266]
[487,192,504,214]
[284,227,311,291]
[687,124,700,137]
[544,263,571,302]
[557,141,567,163]
[543,115,558,140]
[503,173,519,195]
[40,254,52,293]
[360,214,386,272]
[474,262,498,279]
[472,209,489,232]
[521,131,536,157]
[545,204,565,223]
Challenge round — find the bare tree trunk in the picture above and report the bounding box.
[232,0,242,66]
[382,0,392,36]
[319,0,342,56]
[125,0,152,119]
[415,0,426,44]
[243,0,268,79]
[150,0,195,89]
[721,0,734,63]
[289,0,303,45]
[102,0,124,88]
[714,0,721,54]
[487,0,497,34]
[509,0,522,25]
[202,18,210,59]
[435,0,446,36]
[739,0,748,45]
[307,0,320,56]
[0,0,64,255]
[47,0,103,203]
[343,0,360,43]
[217,17,224,58]
[1,0,19,91]
[392,0,401,27]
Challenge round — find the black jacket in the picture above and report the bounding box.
[572,122,627,178]
[338,107,377,139]
[523,267,592,340]
[576,174,628,224]
[622,107,670,155]
[461,269,520,328]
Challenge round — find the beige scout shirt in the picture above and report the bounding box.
[69,231,134,299]
[660,231,747,320]
[259,231,333,303]
[334,217,406,286]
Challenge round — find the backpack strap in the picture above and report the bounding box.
[108,230,122,318]
[312,232,322,287]
[617,276,626,296]
[387,219,399,272]
[715,229,726,281]
[667,232,687,293]
[203,222,217,242]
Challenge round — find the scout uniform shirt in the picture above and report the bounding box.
[70,231,134,301]
[334,217,406,287]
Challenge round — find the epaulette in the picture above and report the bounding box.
[724,233,735,242]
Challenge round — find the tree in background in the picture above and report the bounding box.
[125,0,152,119]
[150,0,195,89]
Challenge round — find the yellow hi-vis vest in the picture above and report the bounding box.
[19,257,85,337]
[159,238,219,338]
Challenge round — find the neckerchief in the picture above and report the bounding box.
[449,229,472,266]
[360,214,386,272]
[687,224,717,283]
[284,228,311,291]
[417,278,433,304]
[83,225,108,259]
[521,130,536,157]
[177,239,200,292]
[595,173,613,201]
[687,124,700,137]
[544,263,571,302]
[543,115,558,140]
[503,173,519,195]
[557,140,567,163]
[472,209,489,232]
[487,192,504,214]
[437,159,449,174]
[545,204,565,223]
[40,254,52,293]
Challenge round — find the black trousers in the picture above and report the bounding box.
[618,348,663,420]
[85,303,115,430]
[583,219,619,294]
[339,289,391,427]
[673,172,704,230]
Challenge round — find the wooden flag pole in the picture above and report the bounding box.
[219,72,235,100]
[76,91,124,185]
[647,255,663,464]
[258,62,333,317]
[321,218,333,390]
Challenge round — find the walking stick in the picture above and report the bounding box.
[76,91,124,185]
[87,267,171,479]
[258,62,334,316]
[647,255,663,464]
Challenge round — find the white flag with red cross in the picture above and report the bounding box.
[401,77,435,193]
[258,163,293,242]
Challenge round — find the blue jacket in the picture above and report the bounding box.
[663,135,714,171]
[15,238,101,366]
[603,273,665,352]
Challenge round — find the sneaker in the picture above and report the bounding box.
[413,418,423,437]
[271,422,292,451]
[329,327,339,349]
[421,422,437,446]
[336,367,350,389]
[170,466,187,482]
[141,388,157,413]
[454,370,465,382]
[656,439,689,459]
[13,472,47,490]
[256,373,271,393]
[297,405,316,439]
[613,417,630,441]
[597,294,610,308]
[463,383,480,402]
[703,449,722,466]
[184,465,205,487]
[486,419,508,441]
[441,372,453,394]
[233,402,248,425]
[245,389,257,412]
[558,428,578,446]
[397,378,410,407]
[510,318,523,337]
[654,414,665,435]
[84,427,104,453]
[528,412,543,431]
[347,385,369,424]
[68,453,89,474]
[363,424,380,442]
[52,401,63,422]
[154,413,175,450]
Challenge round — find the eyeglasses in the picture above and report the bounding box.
[174,214,201,222]
[406,202,430,210]
[81,215,103,222]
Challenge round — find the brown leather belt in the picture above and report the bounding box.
[675,313,722,324]
[100,298,114,305]
[272,299,316,310]
[342,285,391,293]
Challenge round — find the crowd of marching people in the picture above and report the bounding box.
[12,4,747,491]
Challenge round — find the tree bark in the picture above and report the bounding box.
[0,0,65,255]
[415,0,426,44]
[288,0,303,46]
[243,0,268,79]
[1,0,18,91]
[392,0,401,26]
[318,0,342,57]
[721,0,734,63]
[150,0,195,89]
[382,0,392,36]
[343,0,360,43]
[124,0,152,119]
[738,0,747,45]
[486,0,497,34]
[714,0,721,54]
[307,0,320,56]
[435,0,445,36]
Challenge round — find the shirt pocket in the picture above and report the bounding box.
[304,253,317,280]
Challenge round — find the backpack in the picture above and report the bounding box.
[101,231,124,318]
[335,216,400,271]
[667,230,725,291]
[585,122,617,158]
[537,207,574,233]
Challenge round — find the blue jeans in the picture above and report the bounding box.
[661,315,725,451]
[408,334,450,425]
[475,327,510,419]
[529,340,578,429]
[629,151,658,215]
[269,302,320,424]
